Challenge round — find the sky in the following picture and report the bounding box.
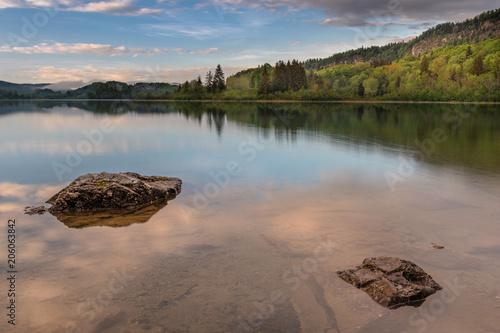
[0,0,497,89]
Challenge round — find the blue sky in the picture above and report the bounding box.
[0,0,497,88]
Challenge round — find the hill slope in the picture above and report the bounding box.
[220,36,499,101]
[302,8,500,70]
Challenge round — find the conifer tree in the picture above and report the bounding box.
[181,80,190,93]
[357,82,365,97]
[395,76,401,89]
[466,45,473,57]
[472,53,484,75]
[258,66,271,95]
[272,61,286,92]
[205,71,214,93]
[290,60,307,91]
[194,75,204,96]
[213,64,226,91]
[286,60,292,90]
[420,55,430,74]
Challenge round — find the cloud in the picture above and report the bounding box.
[0,182,62,203]
[230,48,311,62]
[1,0,496,21]
[407,22,436,30]
[0,0,163,16]
[44,80,88,90]
[70,0,162,16]
[141,22,243,40]
[382,35,418,43]
[0,42,169,56]
[0,0,21,9]
[0,42,229,57]
[188,47,228,54]
[287,41,301,45]
[208,0,499,26]
[361,35,419,45]
[16,64,249,85]
[319,16,418,28]
[320,17,374,27]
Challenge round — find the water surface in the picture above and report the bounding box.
[0,101,499,333]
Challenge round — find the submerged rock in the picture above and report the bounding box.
[24,205,48,215]
[54,201,169,229]
[337,256,442,309]
[46,172,182,214]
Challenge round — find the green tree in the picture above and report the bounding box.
[213,64,226,92]
[272,61,288,92]
[466,45,473,57]
[363,78,378,96]
[227,75,251,91]
[180,80,190,93]
[258,66,271,96]
[192,76,205,97]
[420,55,430,74]
[472,54,484,75]
[290,60,307,91]
[357,82,365,97]
[205,71,214,93]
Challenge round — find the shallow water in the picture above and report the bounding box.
[1,101,500,333]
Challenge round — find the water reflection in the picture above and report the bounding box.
[51,201,169,228]
[2,101,498,175]
[1,101,500,332]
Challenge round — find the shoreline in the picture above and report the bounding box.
[1,98,500,105]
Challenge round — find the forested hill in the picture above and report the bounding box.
[0,81,179,99]
[302,8,500,70]
[0,80,49,94]
[222,37,500,101]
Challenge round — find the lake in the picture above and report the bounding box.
[1,101,499,333]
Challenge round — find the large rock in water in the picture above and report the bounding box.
[46,172,182,214]
[337,256,442,309]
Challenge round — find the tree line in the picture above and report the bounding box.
[175,64,227,99]
[222,38,500,102]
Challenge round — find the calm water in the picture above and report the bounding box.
[1,101,500,333]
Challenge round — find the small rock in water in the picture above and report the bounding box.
[24,206,48,215]
[337,256,442,309]
[431,243,445,249]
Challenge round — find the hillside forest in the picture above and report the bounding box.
[178,38,500,102]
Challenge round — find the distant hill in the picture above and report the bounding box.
[302,8,500,70]
[0,80,50,94]
[68,81,179,99]
[0,81,180,99]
